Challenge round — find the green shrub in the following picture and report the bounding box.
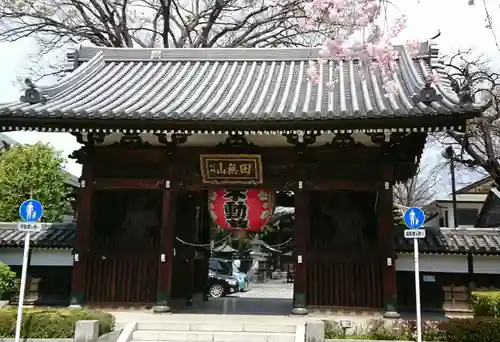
[0,308,114,338]
[439,317,500,342]
[0,263,16,300]
[471,291,500,317]
[325,317,500,341]
[324,319,443,340]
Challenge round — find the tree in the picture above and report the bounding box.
[0,142,72,222]
[434,52,500,185]
[393,160,444,207]
[0,262,16,301]
[0,0,329,51]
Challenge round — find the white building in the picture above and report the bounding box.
[425,177,493,228]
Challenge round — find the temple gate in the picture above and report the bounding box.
[0,43,485,316]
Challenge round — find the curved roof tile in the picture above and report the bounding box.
[0,43,487,124]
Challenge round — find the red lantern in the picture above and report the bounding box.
[208,189,275,232]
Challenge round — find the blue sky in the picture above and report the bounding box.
[0,0,499,185]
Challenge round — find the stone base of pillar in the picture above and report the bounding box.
[153,291,172,313]
[383,296,401,319]
[383,310,401,319]
[292,292,308,315]
[152,305,172,313]
[291,307,309,315]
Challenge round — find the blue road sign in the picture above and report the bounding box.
[403,207,425,229]
[18,199,44,222]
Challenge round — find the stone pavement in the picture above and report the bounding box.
[107,279,462,330]
[230,280,293,299]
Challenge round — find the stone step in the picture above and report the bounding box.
[136,322,297,333]
[131,331,295,342]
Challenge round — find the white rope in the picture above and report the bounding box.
[175,235,228,248]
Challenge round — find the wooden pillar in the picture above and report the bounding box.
[184,195,197,307]
[292,160,310,315]
[153,153,178,313]
[70,153,93,307]
[200,195,211,301]
[379,166,401,318]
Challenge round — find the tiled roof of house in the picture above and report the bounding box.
[0,223,75,249]
[0,43,486,128]
[2,218,500,254]
[394,227,500,254]
[268,211,500,254]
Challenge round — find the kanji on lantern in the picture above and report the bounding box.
[208,189,275,232]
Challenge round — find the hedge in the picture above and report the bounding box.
[0,308,114,338]
[471,291,500,317]
[326,318,500,341]
[439,317,500,342]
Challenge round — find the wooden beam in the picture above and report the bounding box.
[92,178,166,190]
[379,166,401,318]
[291,152,309,315]
[70,155,93,307]
[183,179,379,191]
[153,151,178,313]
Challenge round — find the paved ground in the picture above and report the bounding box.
[108,279,469,328]
[229,280,293,299]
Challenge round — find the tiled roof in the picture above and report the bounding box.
[394,227,500,254]
[0,223,75,249]
[268,211,500,254]
[0,43,486,126]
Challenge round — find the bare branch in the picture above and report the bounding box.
[441,50,500,186]
[393,159,445,207]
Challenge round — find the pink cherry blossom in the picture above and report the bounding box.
[300,0,433,96]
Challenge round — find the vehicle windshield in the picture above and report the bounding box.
[209,259,232,275]
[218,262,231,274]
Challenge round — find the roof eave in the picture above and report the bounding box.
[0,113,477,132]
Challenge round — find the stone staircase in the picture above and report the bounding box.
[130,321,300,342]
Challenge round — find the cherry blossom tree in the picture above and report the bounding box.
[301,0,435,94]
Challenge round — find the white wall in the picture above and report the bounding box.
[0,249,23,266]
[437,202,484,228]
[396,254,468,273]
[0,248,73,266]
[30,250,73,266]
[397,253,500,274]
[473,255,500,274]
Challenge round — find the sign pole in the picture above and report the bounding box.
[413,238,422,342]
[15,198,44,342]
[403,206,425,342]
[14,231,31,342]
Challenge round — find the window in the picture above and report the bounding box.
[439,210,449,227]
[209,260,231,275]
[455,208,479,226]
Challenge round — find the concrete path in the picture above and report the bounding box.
[107,279,466,330]
[230,281,293,300]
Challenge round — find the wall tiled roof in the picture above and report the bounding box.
[2,219,499,255]
[394,227,500,254]
[0,222,75,249]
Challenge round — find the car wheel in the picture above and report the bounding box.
[209,284,225,298]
